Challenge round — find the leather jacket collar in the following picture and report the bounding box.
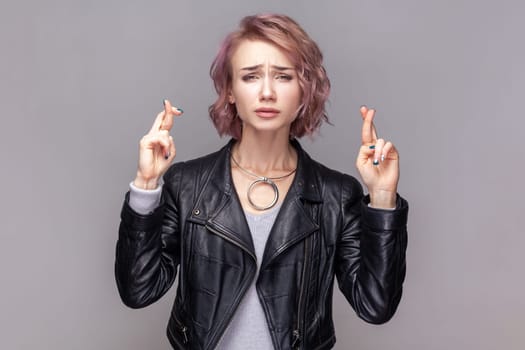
[188,138,322,268]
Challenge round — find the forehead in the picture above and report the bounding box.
[230,40,294,69]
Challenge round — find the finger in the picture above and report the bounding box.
[158,99,174,132]
[360,106,379,141]
[141,130,171,153]
[150,99,184,133]
[373,138,385,165]
[356,144,376,167]
[150,109,167,133]
[165,136,176,160]
[160,99,182,131]
[159,130,173,159]
[361,106,378,145]
[361,106,378,141]
[360,105,368,119]
[381,141,399,162]
[157,130,172,155]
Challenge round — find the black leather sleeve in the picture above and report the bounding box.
[115,166,183,309]
[335,175,409,324]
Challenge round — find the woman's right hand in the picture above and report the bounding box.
[133,99,183,190]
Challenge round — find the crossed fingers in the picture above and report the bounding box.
[360,106,397,165]
[150,99,183,133]
[145,99,183,159]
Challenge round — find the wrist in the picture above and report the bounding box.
[369,190,396,209]
[133,172,160,190]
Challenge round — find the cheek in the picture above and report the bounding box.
[232,85,258,104]
[284,84,302,106]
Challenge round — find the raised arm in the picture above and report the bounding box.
[115,100,183,308]
[335,106,408,323]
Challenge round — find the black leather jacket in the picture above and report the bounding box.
[116,139,408,350]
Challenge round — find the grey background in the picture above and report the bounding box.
[1,0,524,349]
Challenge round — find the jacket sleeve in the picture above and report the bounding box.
[335,175,409,324]
[115,166,183,309]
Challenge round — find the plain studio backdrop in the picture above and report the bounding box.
[1,0,523,349]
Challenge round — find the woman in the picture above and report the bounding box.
[116,14,408,350]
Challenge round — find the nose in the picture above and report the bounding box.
[260,75,276,101]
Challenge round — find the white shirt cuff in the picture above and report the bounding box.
[129,181,162,215]
[368,203,396,211]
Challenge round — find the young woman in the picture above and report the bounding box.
[116,14,408,350]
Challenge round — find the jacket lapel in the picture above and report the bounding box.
[189,140,256,259]
[260,140,323,269]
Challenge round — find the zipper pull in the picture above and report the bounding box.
[181,326,189,344]
[292,329,301,348]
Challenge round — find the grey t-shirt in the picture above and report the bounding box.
[214,205,280,350]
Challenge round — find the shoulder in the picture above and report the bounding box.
[163,141,230,181]
[320,162,363,204]
[296,141,363,199]
[159,141,231,202]
[315,157,361,189]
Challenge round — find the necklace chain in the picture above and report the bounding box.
[230,155,297,181]
[230,153,296,211]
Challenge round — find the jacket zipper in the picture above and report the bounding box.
[205,223,257,261]
[292,236,311,349]
[205,223,257,348]
[172,311,189,344]
[181,326,189,344]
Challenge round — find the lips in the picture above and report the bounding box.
[255,107,280,118]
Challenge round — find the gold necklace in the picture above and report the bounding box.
[231,154,296,211]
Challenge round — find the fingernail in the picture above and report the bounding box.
[373,159,379,166]
[369,145,376,150]
[381,154,385,162]
[176,107,184,113]
[163,99,167,106]
[165,152,170,160]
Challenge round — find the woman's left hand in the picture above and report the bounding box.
[356,106,399,209]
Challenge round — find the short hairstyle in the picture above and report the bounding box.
[208,14,331,139]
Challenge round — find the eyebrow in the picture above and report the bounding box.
[240,64,294,71]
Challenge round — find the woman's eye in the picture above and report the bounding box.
[242,74,258,81]
[277,74,293,81]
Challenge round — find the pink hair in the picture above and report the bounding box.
[208,14,331,139]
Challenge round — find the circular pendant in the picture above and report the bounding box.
[247,177,279,211]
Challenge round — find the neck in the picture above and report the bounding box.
[233,129,297,174]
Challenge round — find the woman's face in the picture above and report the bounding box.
[229,40,301,137]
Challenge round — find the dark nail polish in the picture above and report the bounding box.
[176,108,184,113]
[163,99,167,106]
[165,152,170,160]
[369,145,376,150]
[373,159,379,166]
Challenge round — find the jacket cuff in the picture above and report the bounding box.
[120,192,165,232]
[361,194,409,231]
